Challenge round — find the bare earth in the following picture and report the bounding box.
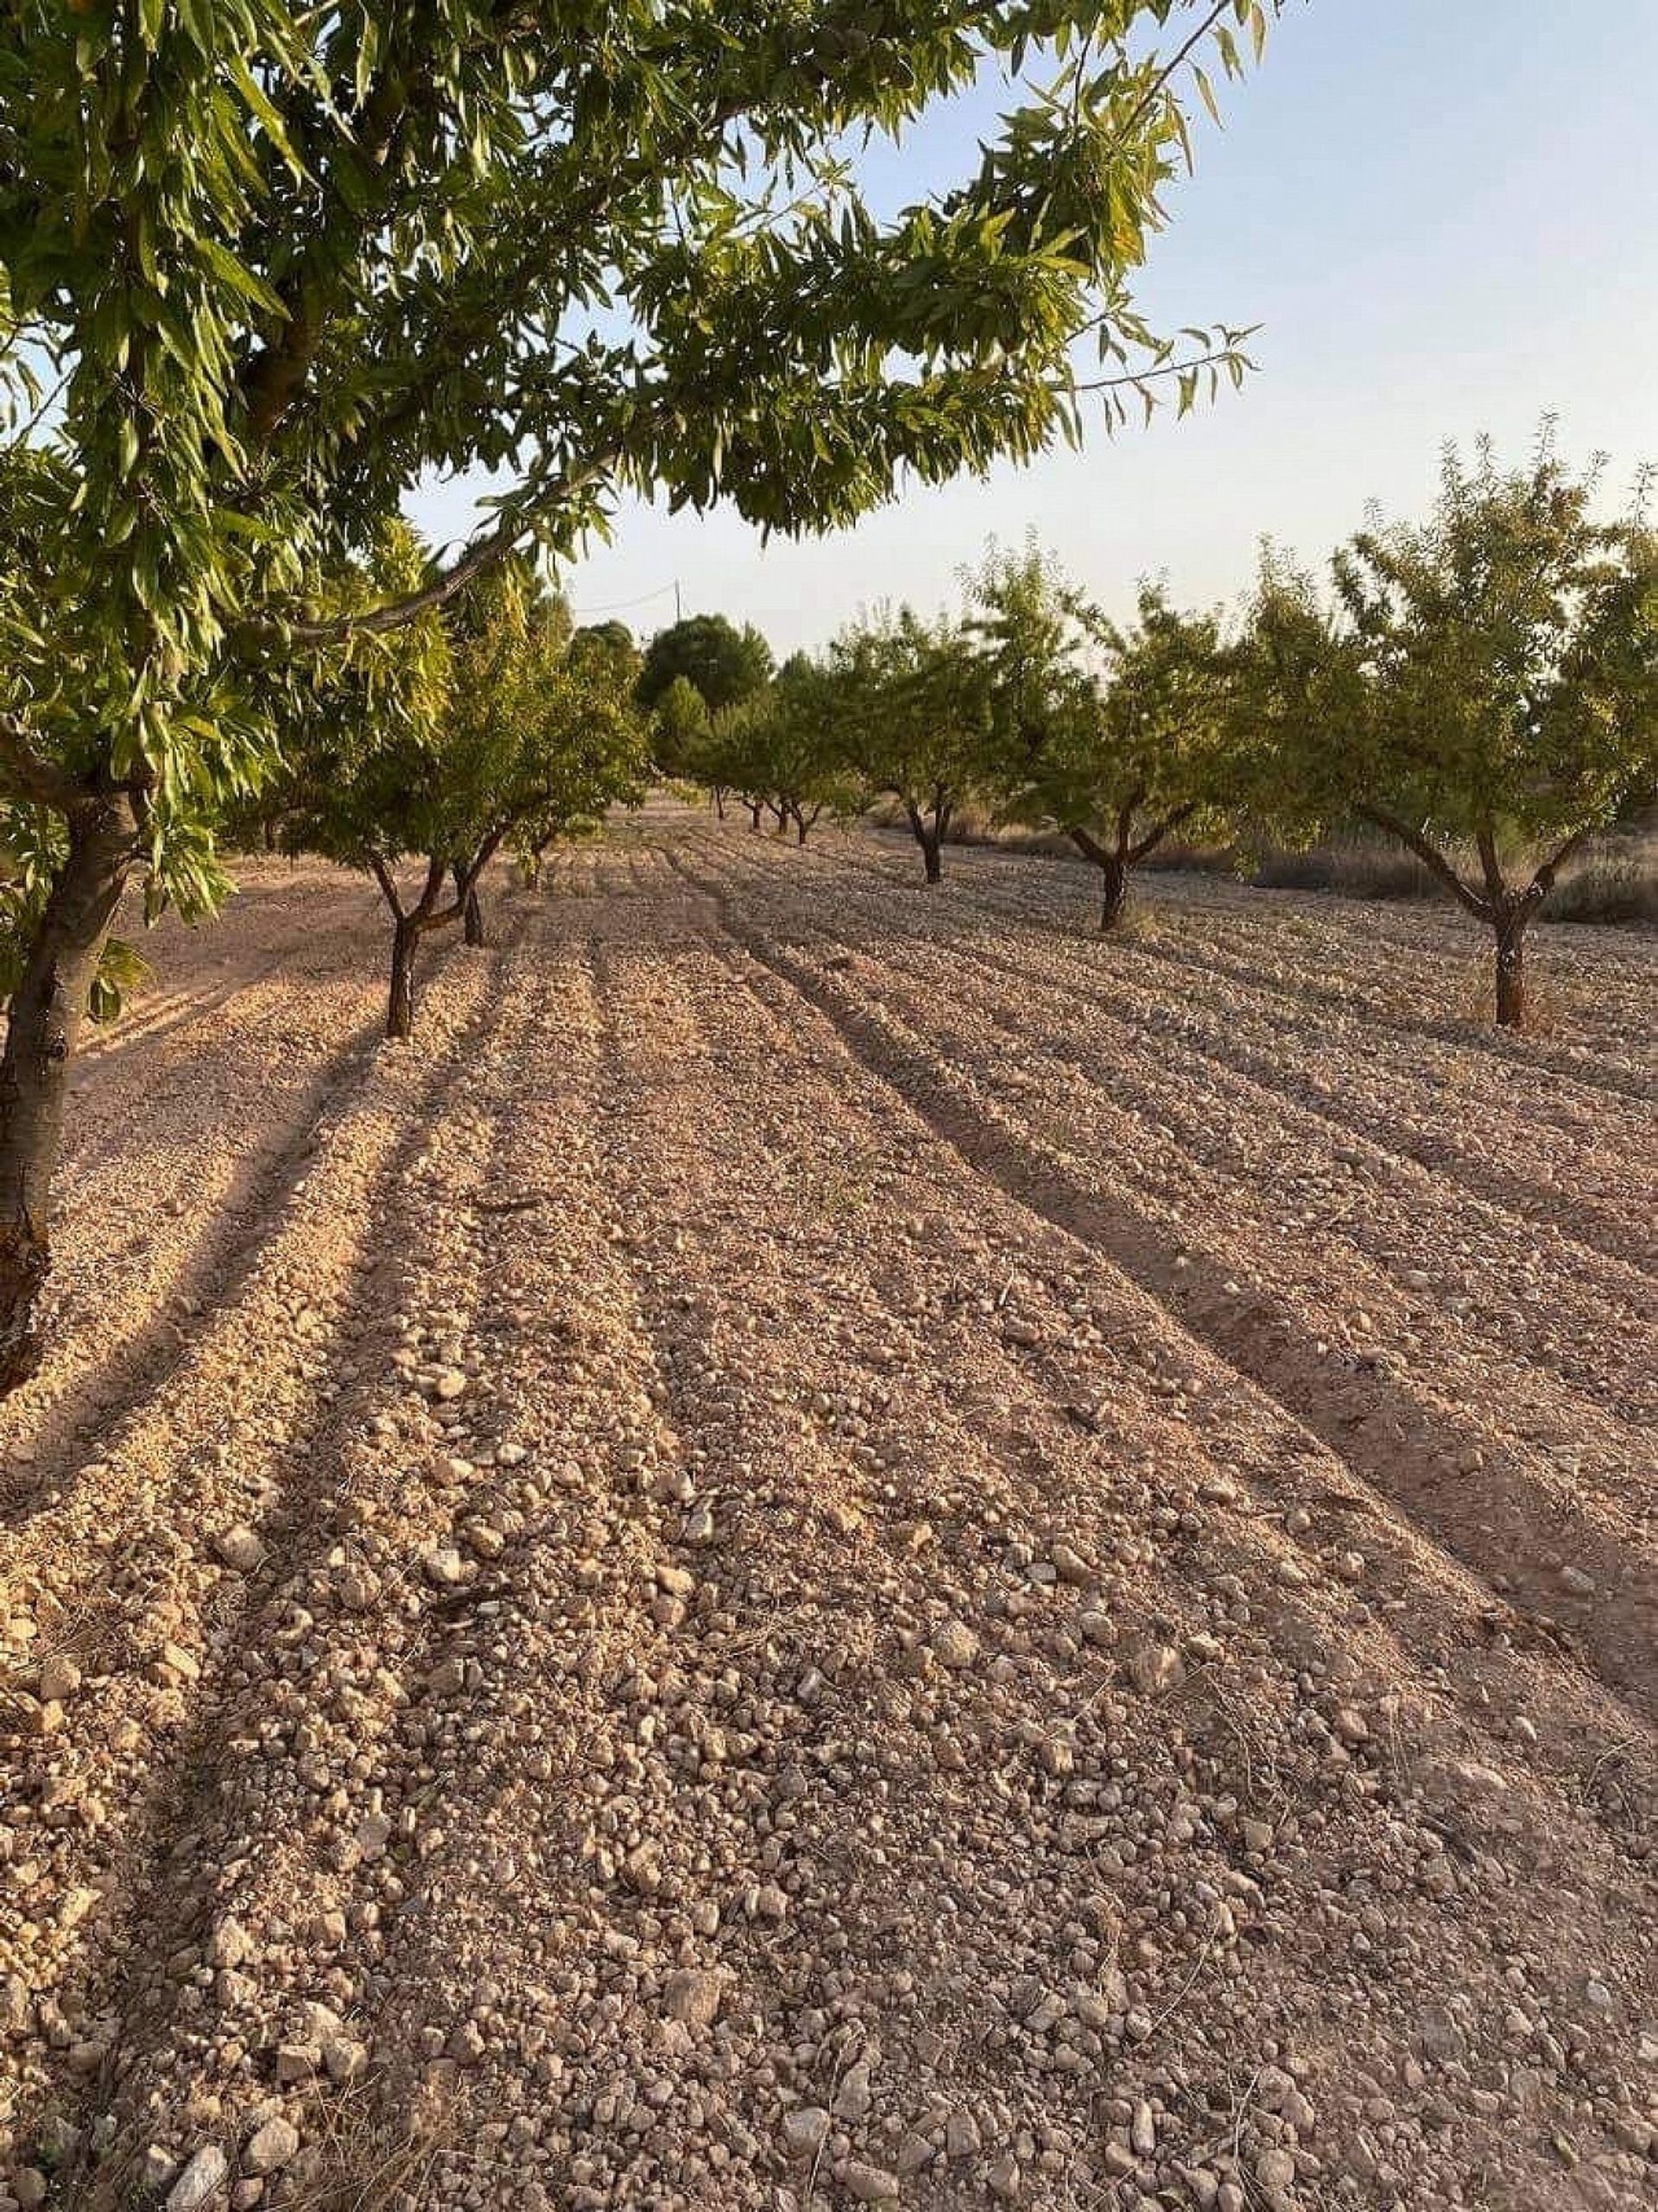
[2,809,1654,2212]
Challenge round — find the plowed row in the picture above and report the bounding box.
[2,819,1653,2212]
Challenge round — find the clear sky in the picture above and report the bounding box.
[413,0,1658,652]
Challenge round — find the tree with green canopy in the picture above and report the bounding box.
[1236,433,1658,1025]
[832,610,990,882]
[568,620,642,697]
[705,655,854,842]
[636,616,776,751]
[0,0,1273,1384]
[976,546,1237,928]
[279,548,646,1036]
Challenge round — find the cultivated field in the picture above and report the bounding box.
[2,807,1654,2212]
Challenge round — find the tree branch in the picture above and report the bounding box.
[1131,801,1196,862]
[0,714,94,811]
[1528,821,1596,905]
[278,457,611,647]
[1356,802,1490,920]
[365,849,405,920]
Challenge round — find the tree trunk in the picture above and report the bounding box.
[921,832,942,884]
[1493,910,1528,1029]
[747,800,763,832]
[262,816,277,852]
[0,796,136,1389]
[387,919,419,1039]
[1098,854,1129,932]
[794,811,808,846]
[452,864,484,946]
[712,786,726,821]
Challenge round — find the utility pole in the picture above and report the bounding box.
[674,579,682,622]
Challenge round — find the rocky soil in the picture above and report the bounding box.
[2,816,1654,2212]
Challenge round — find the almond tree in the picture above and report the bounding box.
[832,610,990,882]
[706,656,854,843]
[281,552,646,1036]
[976,545,1235,928]
[1239,434,1658,1024]
[0,0,1274,1383]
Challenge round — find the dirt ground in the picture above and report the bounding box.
[2,809,1654,2212]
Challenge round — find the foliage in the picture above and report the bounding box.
[829,606,991,875]
[636,616,775,726]
[1232,430,1658,1019]
[568,620,642,693]
[698,655,857,837]
[278,538,647,1028]
[973,542,1237,920]
[652,676,713,781]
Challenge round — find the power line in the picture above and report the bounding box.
[567,578,684,620]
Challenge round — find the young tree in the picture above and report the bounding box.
[976,548,1235,928]
[282,553,645,1036]
[0,2,1272,1384]
[707,656,853,842]
[1240,435,1658,1025]
[834,611,990,882]
[652,675,716,799]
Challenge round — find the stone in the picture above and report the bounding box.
[945,2112,981,2159]
[986,2154,1022,2202]
[275,2043,320,2082]
[1254,2145,1297,2201]
[321,2035,369,2084]
[1560,1565,1595,1598]
[833,2060,874,2120]
[209,1916,253,1969]
[780,2106,830,2158]
[1051,1543,1092,1586]
[213,1524,267,1573]
[663,1969,725,2025]
[243,2119,299,2177]
[168,2144,229,2212]
[1128,1641,1186,1696]
[843,2163,900,2202]
[931,1619,978,1670]
[39,1653,82,1703]
[433,1369,468,1401]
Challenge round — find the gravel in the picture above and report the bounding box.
[0,819,1653,2210]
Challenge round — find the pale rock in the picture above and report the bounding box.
[843,2163,900,2202]
[168,2144,229,2212]
[243,2118,299,2177]
[663,1969,726,2025]
[38,1653,82,1703]
[213,1524,267,1573]
[1128,1640,1186,1696]
[779,2106,830,2158]
[931,1619,978,1670]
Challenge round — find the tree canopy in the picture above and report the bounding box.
[975,546,1236,925]
[0,0,1279,1380]
[636,615,776,724]
[1235,433,1658,1022]
[279,548,646,1035]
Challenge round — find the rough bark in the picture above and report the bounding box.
[387,917,419,1038]
[904,798,945,884]
[1493,908,1528,1029]
[0,795,137,1389]
[452,863,484,946]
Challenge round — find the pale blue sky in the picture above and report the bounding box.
[414,0,1658,651]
